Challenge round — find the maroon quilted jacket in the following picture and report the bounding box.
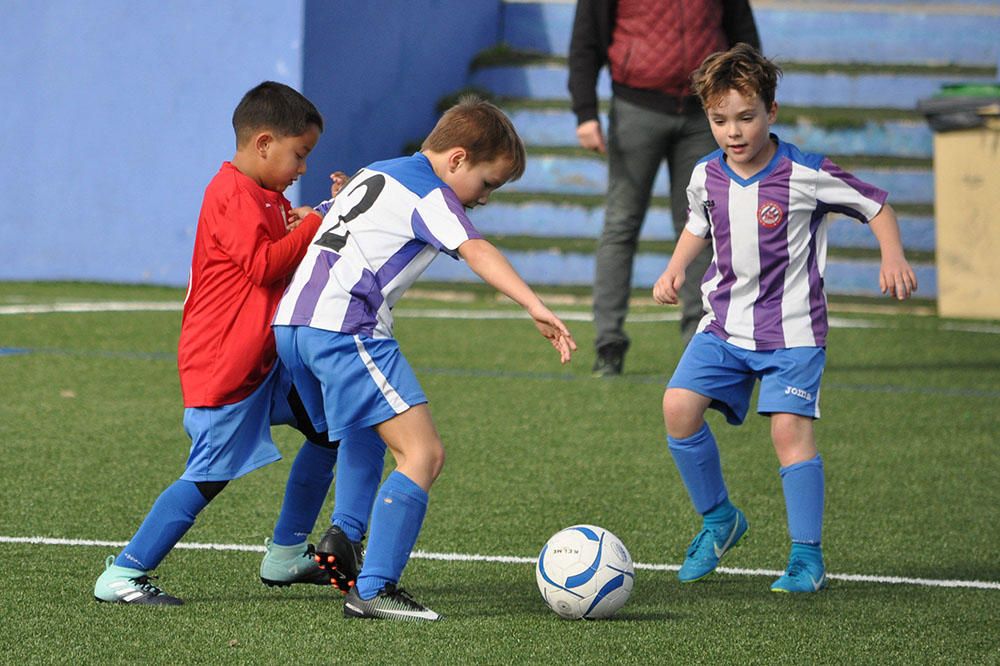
[568,0,760,122]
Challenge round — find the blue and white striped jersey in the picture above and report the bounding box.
[274,153,482,338]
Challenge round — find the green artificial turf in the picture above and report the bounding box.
[1,282,997,663]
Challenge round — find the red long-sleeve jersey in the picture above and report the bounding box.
[177,162,320,407]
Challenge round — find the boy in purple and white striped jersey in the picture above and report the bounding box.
[653,44,917,593]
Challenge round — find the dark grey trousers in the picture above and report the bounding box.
[593,96,716,351]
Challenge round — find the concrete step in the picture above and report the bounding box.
[502,152,933,204]
[504,107,933,158]
[471,63,995,110]
[499,0,1000,66]
[469,201,936,252]
[421,247,938,298]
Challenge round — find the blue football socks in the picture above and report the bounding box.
[780,454,825,545]
[667,423,729,514]
[331,429,386,543]
[272,440,337,546]
[702,497,737,528]
[356,471,428,600]
[115,479,208,571]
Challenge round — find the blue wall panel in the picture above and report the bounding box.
[300,0,501,206]
[1,1,500,286]
[1,1,308,285]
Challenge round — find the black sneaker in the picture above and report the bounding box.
[343,583,441,621]
[592,341,629,377]
[315,525,364,593]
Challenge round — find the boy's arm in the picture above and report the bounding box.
[214,196,321,287]
[653,230,711,305]
[458,238,577,364]
[251,207,322,286]
[868,203,918,300]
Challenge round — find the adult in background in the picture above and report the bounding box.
[569,0,760,376]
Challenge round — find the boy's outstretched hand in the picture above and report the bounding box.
[879,255,918,300]
[528,305,577,364]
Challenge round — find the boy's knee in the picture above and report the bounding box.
[663,389,703,439]
[770,414,817,464]
[430,446,445,482]
[419,442,445,482]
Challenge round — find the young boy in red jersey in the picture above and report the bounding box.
[94,81,365,605]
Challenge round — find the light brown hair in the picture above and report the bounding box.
[421,95,526,181]
[691,43,783,110]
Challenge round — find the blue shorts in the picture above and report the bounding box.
[274,325,427,442]
[180,363,298,482]
[667,333,825,425]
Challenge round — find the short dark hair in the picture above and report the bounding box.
[691,43,782,111]
[232,81,323,147]
[421,95,526,181]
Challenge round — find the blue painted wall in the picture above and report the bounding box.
[1,1,499,286]
[300,0,500,205]
[1,1,308,284]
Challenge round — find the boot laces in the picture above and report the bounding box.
[131,574,167,596]
[382,584,423,610]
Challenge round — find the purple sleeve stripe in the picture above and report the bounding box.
[819,201,878,224]
[410,209,446,252]
[442,188,483,240]
[820,158,888,206]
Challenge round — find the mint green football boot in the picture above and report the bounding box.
[94,555,183,605]
[259,538,332,587]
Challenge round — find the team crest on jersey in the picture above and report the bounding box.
[757,201,784,229]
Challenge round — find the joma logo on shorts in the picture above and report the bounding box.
[784,386,813,401]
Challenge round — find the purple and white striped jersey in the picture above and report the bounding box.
[686,137,887,351]
[273,153,482,338]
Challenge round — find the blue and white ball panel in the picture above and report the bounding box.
[536,525,635,619]
[180,364,284,482]
[274,325,427,442]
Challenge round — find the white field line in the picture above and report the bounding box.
[0,301,183,315]
[4,300,1000,334]
[3,535,997,591]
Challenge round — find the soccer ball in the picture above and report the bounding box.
[535,524,635,620]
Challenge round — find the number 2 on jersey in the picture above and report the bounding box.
[314,174,386,252]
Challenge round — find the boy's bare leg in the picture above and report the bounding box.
[374,404,445,492]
